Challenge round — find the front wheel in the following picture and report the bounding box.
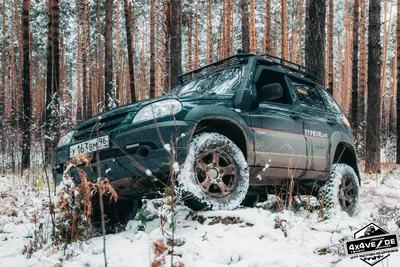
[318,164,360,217]
[176,132,249,211]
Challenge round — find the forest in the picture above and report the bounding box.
[0,1,400,266]
[0,0,397,175]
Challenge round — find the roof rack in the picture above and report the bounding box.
[178,53,255,84]
[257,53,319,81]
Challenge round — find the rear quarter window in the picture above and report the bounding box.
[291,80,326,110]
[318,87,342,113]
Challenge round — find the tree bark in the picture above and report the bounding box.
[149,0,156,98]
[206,0,213,63]
[358,0,367,143]
[305,0,326,85]
[104,0,113,110]
[169,0,182,88]
[225,0,232,57]
[281,0,288,59]
[249,0,257,53]
[351,0,360,127]
[263,0,271,54]
[123,0,136,102]
[45,0,60,163]
[365,0,382,173]
[327,0,333,94]
[240,0,250,53]
[396,0,400,163]
[22,0,31,170]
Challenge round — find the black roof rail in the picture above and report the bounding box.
[257,53,319,82]
[178,53,255,84]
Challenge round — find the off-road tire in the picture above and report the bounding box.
[176,132,249,211]
[318,163,360,217]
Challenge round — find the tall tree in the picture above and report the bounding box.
[45,0,60,162]
[0,0,6,120]
[305,0,326,85]
[206,0,213,63]
[169,0,182,88]
[240,0,250,53]
[225,0,232,57]
[365,0,382,173]
[263,0,271,54]
[104,0,113,110]
[149,0,156,98]
[358,0,367,139]
[281,0,288,59]
[123,0,136,102]
[327,0,333,93]
[397,0,400,163]
[21,0,31,170]
[249,0,256,53]
[351,0,360,128]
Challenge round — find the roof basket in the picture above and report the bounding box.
[178,53,254,84]
[258,53,319,81]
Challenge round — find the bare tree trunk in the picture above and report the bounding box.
[123,0,136,102]
[21,0,31,171]
[263,0,271,54]
[187,10,193,70]
[240,0,250,53]
[195,7,199,68]
[206,0,213,63]
[225,0,232,57]
[358,0,367,143]
[396,0,400,163]
[104,0,113,110]
[351,0,360,127]
[249,0,256,53]
[365,0,382,173]
[305,0,326,85]
[149,0,156,98]
[281,0,288,59]
[169,0,182,88]
[327,0,333,94]
[45,0,60,163]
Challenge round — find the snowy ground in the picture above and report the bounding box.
[0,165,399,267]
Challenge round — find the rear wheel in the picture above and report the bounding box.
[176,132,249,211]
[318,163,360,217]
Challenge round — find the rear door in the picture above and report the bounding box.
[289,77,335,172]
[250,67,308,173]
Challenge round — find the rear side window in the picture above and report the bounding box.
[318,87,342,113]
[291,80,326,110]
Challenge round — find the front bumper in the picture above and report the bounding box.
[51,120,196,186]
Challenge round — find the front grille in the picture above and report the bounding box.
[73,114,127,141]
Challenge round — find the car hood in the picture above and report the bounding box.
[76,94,234,130]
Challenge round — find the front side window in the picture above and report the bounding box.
[291,79,326,110]
[170,66,243,97]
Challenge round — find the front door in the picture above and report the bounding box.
[289,77,334,172]
[250,68,308,176]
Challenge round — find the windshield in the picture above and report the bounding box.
[171,66,244,97]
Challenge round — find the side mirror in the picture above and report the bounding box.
[258,83,284,102]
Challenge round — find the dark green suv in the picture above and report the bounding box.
[52,54,360,216]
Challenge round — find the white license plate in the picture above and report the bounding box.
[69,135,109,158]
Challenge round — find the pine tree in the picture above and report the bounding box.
[169,0,182,88]
[327,0,333,93]
[396,0,400,163]
[45,0,60,162]
[358,0,367,140]
[225,0,232,57]
[149,0,156,98]
[249,0,256,53]
[206,0,213,63]
[123,0,136,102]
[240,0,250,53]
[281,0,288,59]
[305,0,326,85]
[22,0,31,170]
[351,0,360,127]
[104,0,113,110]
[365,0,382,173]
[263,0,271,54]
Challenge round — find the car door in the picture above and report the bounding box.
[250,67,308,174]
[289,77,335,172]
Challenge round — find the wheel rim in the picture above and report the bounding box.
[339,175,358,212]
[194,148,237,198]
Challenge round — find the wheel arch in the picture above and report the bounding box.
[185,105,255,165]
[332,142,361,183]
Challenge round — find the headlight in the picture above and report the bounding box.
[58,131,74,147]
[132,99,182,124]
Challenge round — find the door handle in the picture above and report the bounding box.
[327,117,336,125]
[290,112,300,120]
